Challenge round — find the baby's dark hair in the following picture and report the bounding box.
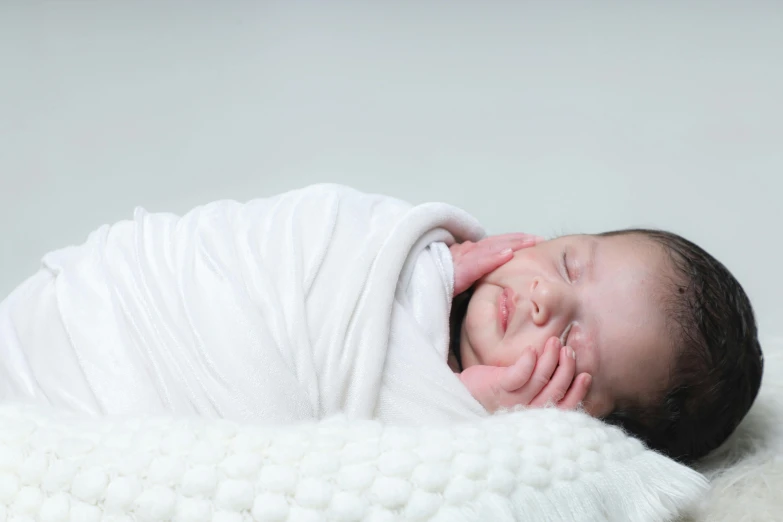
[601,229,763,464]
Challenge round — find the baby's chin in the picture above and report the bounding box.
[462,298,509,367]
[460,319,506,368]
[459,321,501,369]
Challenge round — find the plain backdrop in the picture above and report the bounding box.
[1,2,781,349]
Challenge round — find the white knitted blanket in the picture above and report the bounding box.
[0,403,707,522]
[0,184,485,425]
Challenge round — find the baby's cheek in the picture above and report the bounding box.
[490,336,529,367]
[581,388,613,418]
[480,265,506,285]
[570,333,610,416]
[570,326,598,377]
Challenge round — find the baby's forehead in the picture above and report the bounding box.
[587,234,673,325]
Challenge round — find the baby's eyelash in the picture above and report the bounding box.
[562,250,571,280]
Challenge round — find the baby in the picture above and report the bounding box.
[447,230,764,463]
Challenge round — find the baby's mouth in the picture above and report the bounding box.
[498,288,515,334]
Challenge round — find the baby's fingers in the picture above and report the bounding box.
[499,347,537,392]
[490,233,546,243]
[523,336,561,399]
[529,343,576,407]
[452,247,515,296]
[558,373,592,410]
[481,233,544,255]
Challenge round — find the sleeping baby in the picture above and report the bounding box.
[0,184,762,465]
[447,231,763,463]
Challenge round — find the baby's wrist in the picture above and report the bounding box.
[458,364,502,411]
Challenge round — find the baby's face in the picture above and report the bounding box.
[460,233,676,416]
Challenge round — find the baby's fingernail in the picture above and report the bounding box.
[584,374,592,387]
[567,346,576,359]
[499,248,513,256]
[552,338,561,349]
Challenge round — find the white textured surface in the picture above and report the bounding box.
[0,404,706,522]
[689,343,783,522]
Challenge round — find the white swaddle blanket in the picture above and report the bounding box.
[0,184,487,425]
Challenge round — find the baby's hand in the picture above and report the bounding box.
[459,337,592,412]
[450,233,543,296]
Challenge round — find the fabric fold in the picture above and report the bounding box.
[1,184,487,424]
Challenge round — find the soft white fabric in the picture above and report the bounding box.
[0,403,707,522]
[0,184,485,424]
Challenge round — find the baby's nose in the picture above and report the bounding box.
[530,277,566,325]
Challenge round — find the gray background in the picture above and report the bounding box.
[1,2,781,349]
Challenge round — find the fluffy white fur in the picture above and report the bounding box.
[686,345,783,522]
